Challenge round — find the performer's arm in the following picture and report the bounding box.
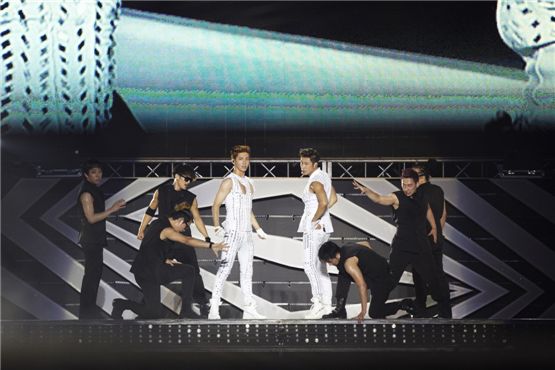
[162,228,227,252]
[344,257,368,323]
[328,186,338,209]
[352,180,398,207]
[80,192,125,224]
[310,181,329,226]
[426,205,438,244]
[211,178,232,228]
[137,190,159,240]
[191,198,210,239]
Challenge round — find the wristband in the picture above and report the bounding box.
[145,207,156,217]
[205,236,211,242]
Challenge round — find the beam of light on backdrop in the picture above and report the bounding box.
[114,9,541,132]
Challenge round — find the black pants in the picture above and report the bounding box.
[389,246,451,318]
[368,278,400,319]
[79,242,104,319]
[124,264,196,319]
[171,246,208,304]
[413,246,452,318]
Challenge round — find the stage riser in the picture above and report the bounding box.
[2,320,553,351]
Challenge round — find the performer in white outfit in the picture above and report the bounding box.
[209,145,268,319]
[298,148,338,319]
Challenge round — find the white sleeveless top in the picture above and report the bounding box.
[297,168,334,233]
[222,173,254,232]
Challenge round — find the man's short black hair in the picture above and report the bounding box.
[81,159,103,177]
[401,168,419,184]
[299,148,320,164]
[169,210,193,223]
[318,241,340,261]
[412,163,429,181]
[173,164,196,179]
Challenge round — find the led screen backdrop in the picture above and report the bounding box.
[2,1,553,159]
[115,9,529,132]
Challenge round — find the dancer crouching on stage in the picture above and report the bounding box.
[209,145,268,320]
[137,164,213,317]
[319,241,415,322]
[112,210,226,319]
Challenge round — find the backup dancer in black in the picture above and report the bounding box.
[112,211,226,319]
[319,241,414,321]
[137,164,213,316]
[77,159,126,319]
[411,162,452,318]
[353,169,451,318]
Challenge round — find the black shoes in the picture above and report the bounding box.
[199,302,210,319]
[322,307,347,319]
[111,298,128,320]
[399,298,416,316]
[322,298,347,319]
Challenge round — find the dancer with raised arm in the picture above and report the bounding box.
[353,169,450,318]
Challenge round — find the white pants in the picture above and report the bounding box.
[303,230,332,305]
[211,230,255,306]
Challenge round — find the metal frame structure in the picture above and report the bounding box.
[35,158,553,179]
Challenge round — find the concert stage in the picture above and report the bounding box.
[2,319,554,370]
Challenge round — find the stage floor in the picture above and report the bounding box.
[2,319,554,370]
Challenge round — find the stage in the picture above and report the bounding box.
[2,319,554,370]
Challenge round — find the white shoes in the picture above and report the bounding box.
[242,303,266,319]
[305,301,333,319]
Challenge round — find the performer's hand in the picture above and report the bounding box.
[109,199,126,213]
[137,229,145,240]
[353,311,365,323]
[211,242,228,253]
[256,228,268,239]
[214,226,225,240]
[352,180,367,195]
[428,228,437,244]
[312,221,322,230]
[165,258,182,267]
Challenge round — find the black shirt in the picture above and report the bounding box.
[418,182,445,247]
[157,183,196,237]
[391,190,430,252]
[131,219,173,282]
[78,180,107,245]
[335,243,391,300]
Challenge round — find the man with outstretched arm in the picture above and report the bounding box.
[112,210,226,319]
[136,164,213,317]
[352,169,451,318]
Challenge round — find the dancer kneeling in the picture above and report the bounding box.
[112,210,226,319]
[318,241,414,322]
